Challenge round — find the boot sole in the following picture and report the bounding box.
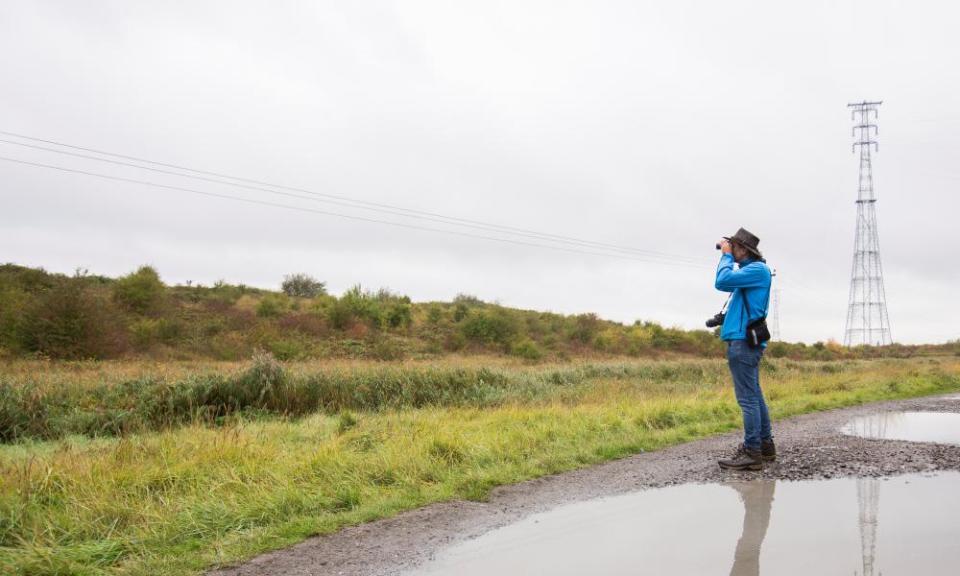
[718,462,763,471]
[762,455,776,462]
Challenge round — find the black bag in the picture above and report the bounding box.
[742,286,771,349]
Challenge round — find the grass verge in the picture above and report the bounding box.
[1,357,958,575]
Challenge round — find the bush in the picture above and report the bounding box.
[256,294,288,318]
[130,317,185,349]
[281,273,326,298]
[217,349,287,409]
[327,298,355,330]
[385,300,412,330]
[570,313,601,344]
[265,338,310,360]
[461,309,518,347]
[452,294,482,322]
[510,337,543,361]
[426,304,444,325]
[327,286,413,331]
[22,280,127,359]
[625,325,653,356]
[0,285,29,352]
[113,266,165,314]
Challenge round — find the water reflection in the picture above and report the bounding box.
[728,480,775,576]
[842,411,960,446]
[857,477,880,576]
[728,478,881,576]
[408,472,960,576]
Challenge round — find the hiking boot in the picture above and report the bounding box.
[718,444,763,471]
[761,438,776,462]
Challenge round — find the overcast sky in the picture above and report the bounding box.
[1,1,957,344]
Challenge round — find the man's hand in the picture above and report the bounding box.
[719,239,732,254]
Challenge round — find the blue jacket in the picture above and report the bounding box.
[715,253,772,343]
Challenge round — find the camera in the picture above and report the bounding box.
[705,312,725,328]
[715,243,722,250]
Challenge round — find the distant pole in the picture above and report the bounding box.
[844,100,892,347]
[769,270,781,341]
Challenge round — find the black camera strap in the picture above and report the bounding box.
[741,281,772,323]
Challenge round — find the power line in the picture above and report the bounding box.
[0,155,715,270]
[1,131,832,298]
[0,137,707,264]
[0,129,712,265]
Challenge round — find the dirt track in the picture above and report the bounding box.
[208,393,960,576]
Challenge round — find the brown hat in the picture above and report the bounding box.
[724,228,763,259]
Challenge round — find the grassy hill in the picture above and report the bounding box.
[0,263,952,363]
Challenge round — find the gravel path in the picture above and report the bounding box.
[208,393,960,576]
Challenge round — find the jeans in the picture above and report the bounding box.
[727,339,772,450]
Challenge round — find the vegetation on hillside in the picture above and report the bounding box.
[0,263,953,363]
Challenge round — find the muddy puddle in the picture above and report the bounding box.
[841,411,960,446]
[408,471,960,576]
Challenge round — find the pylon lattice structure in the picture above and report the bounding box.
[844,100,892,347]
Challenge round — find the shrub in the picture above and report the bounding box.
[130,317,185,349]
[22,280,127,359]
[0,285,28,352]
[256,294,288,318]
[281,273,326,298]
[570,313,601,344]
[453,293,484,306]
[426,304,444,325]
[385,300,412,330]
[452,294,482,322]
[338,286,381,327]
[327,286,413,331]
[626,325,653,356]
[767,341,790,358]
[510,337,543,361]
[224,349,287,408]
[266,338,310,361]
[461,309,518,347]
[112,266,165,314]
[327,298,355,330]
[592,328,623,353]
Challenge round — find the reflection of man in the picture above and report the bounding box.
[729,480,776,576]
[715,228,775,471]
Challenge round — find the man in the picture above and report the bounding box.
[715,228,774,471]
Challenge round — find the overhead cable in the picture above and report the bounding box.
[0,130,711,265]
[0,155,714,270]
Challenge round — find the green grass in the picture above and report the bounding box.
[1,356,958,575]
[0,354,752,442]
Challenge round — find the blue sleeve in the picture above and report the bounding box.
[715,254,769,292]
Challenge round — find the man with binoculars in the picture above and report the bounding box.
[712,228,774,471]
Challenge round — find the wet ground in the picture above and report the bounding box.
[208,393,960,576]
[409,472,960,575]
[843,411,960,445]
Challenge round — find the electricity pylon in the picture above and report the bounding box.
[844,100,892,346]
